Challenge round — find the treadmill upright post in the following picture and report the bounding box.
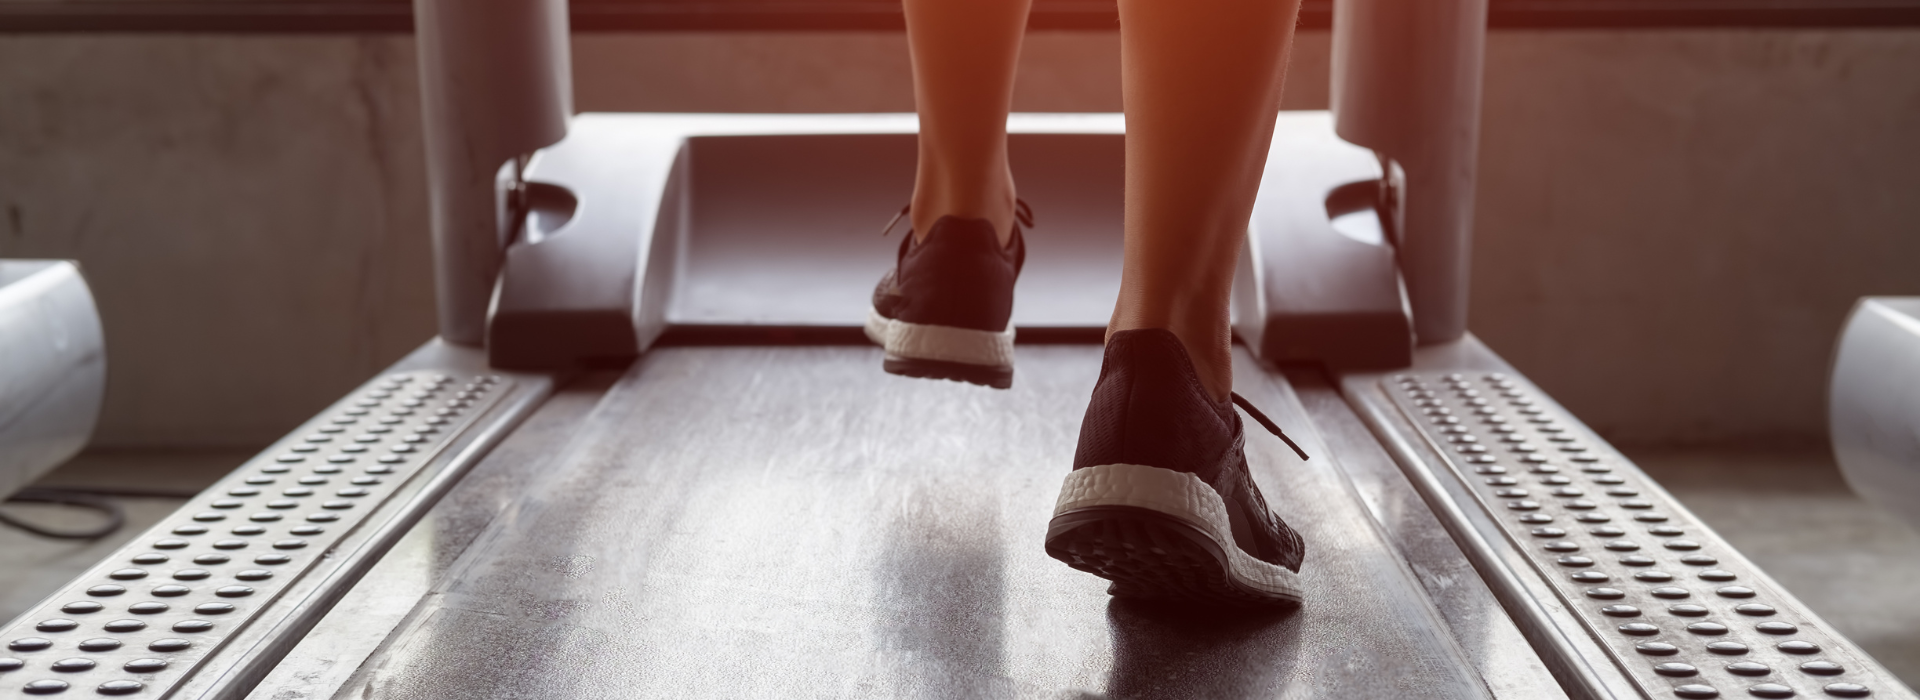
[1330,0,1488,345]
[413,0,573,345]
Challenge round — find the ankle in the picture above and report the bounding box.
[909,172,1018,246]
[1107,316,1233,403]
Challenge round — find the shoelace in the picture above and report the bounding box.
[881,199,1035,237]
[1231,392,1311,461]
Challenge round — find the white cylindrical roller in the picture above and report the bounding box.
[1831,297,1920,532]
[0,260,105,499]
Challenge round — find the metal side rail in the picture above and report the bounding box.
[1342,335,1915,700]
[0,340,555,699]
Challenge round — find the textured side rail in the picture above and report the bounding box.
[1385,371,1914,700]
[0,370,520,698]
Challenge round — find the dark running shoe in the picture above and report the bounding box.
[865,202,1031,389]
[1045,328,1312,605]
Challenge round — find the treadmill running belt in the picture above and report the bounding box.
[323,346,1492,698]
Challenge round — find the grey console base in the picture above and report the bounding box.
[492,112,1411,371]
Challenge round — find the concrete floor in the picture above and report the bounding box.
[2,445,1916,690]
[1632,447,1920,686]
[0,449,250,620]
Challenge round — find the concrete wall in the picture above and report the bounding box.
[0,29,1912,449]
[1472,31,1920,446]
[0,36,433,448]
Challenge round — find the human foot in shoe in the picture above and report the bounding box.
[864,203,1031,389]
[1044,328,1310,605]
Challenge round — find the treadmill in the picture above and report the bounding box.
[3,0,1912,698]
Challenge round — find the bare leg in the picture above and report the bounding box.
[903,0,1031,244]
[1110,0,1299,400]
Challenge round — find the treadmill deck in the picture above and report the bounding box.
[262,345,1513,698]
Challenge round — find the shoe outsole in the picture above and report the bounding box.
[882,356,1013,389]
[1045,506,1300,607]
[1048,462,1303,605]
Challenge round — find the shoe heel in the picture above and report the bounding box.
[881,355,1013,389]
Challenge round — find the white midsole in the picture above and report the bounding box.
[1052,463,1301,598]
[865,307,1015,369]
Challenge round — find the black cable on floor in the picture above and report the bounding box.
[39,486,199,500]
[0,486,197,540]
